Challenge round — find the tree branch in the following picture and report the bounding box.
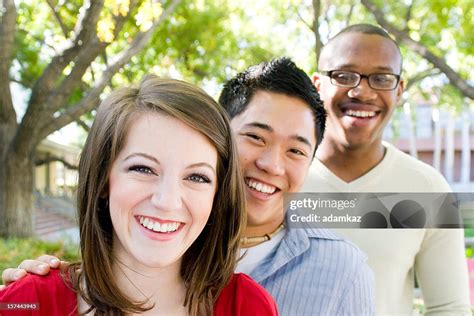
[405,68,441,90]
[25,0,105,120]
[404,0,414,31]
[46,0,69,37]
[0,0,17,124]
[9,77,33,89]
[38,0,183,139]
[75,118,90,132]
[297,10,313,32]
[345,4,354,26]
[20,0,143,154]
[312,0,323,66]
[43,0,140,115]
[101,51,109,66]
[323,5,331,41]
[70,0,105,49]
[14,0,108,158]
[361,0,474,100]
[36,155,78,170]
[109,0,182,65]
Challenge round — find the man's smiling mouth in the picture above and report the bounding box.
[245,178,279,195]
[345,109,377,118]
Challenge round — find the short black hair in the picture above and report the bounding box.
[218,57,326,148]
[319,23,402,72]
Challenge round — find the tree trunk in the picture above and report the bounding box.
[0,150,35,237]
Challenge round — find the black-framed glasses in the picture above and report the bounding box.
[320,70,401,91]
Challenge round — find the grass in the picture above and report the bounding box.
[465,228,474,237]
[0,238,80,285]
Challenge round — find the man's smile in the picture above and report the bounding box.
[244,177,280,195]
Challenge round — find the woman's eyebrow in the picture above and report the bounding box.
[122,152,159,164]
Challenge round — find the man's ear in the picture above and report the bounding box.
[396,78,405,104]
[312,73,322,92]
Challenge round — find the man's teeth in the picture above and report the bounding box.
[139,216,180,233]
[346,109,376,118]
[246,179,276,194]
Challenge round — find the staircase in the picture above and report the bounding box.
[34,195,79,243]
[34,208,77,236]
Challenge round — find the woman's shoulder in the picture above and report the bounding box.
[0,269,77,315]
[226,273,271,296]
[1,269,60,297]
[214,273,278,315]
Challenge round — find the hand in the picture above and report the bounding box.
[1,255,67,286]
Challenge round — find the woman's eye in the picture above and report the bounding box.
[187,174,211,184]
[129,165,154,174]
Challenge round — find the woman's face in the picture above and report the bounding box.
[108,112,218,270]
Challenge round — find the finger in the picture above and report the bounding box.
[2,268,27,286]
[17,259,51,275]
[36,255,61,268]
[58,260,71,271]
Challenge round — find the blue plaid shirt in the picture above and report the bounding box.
[249,217,375,315]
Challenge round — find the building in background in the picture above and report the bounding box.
[385,103,473,192]
[35,139,80,199]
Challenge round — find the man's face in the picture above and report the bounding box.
[315,33,404,151]
[230,91,317,235]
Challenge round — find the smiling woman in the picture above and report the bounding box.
[0,76,278,315]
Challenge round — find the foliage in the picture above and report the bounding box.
[1,0,281,236]
[0,238,80,285]
[2,0,472,237]
[262,0,472,108]
[465,229,474,238]
[466,246,474,259]
[366,0,473,108]
[117,0,278,92]
[10,0,280,120]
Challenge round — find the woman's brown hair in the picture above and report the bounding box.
[69,75,246,315]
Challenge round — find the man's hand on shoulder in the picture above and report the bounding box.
[1,255,66,286]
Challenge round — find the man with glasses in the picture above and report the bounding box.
[303,24,471,314]
[320,70,400,93]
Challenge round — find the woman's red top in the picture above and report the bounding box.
[0,269,278,315]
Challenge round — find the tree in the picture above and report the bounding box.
[0,0,277,237]
[0,0,185,237]
[280,0,472,103]
[361,0,473,101]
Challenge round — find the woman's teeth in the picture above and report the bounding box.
[139,216,180,233]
